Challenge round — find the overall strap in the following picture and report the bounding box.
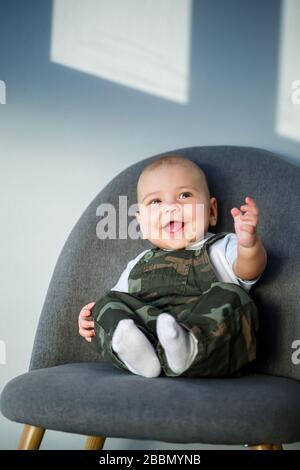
[144,232,230,259]
[202,231,230,251]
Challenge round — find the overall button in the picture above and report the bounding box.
[194,248,202,256]
[144,251,154,262]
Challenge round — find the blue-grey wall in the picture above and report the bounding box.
[1,0,300,167]
[0,0,299,450]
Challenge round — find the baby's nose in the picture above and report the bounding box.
[163,202,180,213]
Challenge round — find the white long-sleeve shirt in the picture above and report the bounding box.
[111,232,260,293]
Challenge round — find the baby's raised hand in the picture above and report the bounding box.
[78,302,96,342]
[230,196,259,248]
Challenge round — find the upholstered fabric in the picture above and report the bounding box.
[2,363,300,444]
[1,363,300,444]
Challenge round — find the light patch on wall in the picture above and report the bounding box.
[50,0,192,104]
[276,0,300,142]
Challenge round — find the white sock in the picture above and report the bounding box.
[112,319,161,378]
[156,313,198,374]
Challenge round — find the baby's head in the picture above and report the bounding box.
[135,155,218,250]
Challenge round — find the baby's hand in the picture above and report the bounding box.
[78,302,96,342]
[230,196,259,248]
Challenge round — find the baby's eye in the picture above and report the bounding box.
[179,192,192,199]
[149,198,161,205]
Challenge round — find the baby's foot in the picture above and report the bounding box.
[112,319,161,378]
[156,313,198,374]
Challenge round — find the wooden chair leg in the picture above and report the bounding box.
[84,436,106,450]
[249,444,283,450]
[17,424,45,450]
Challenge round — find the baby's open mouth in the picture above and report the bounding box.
[163,221,185,234]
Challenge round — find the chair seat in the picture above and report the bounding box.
[1,362,300,445]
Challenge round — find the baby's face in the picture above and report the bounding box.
[136,164,217,250]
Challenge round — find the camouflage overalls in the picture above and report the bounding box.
[89,232,259,377]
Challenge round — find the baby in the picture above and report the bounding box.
[78,155,267,378]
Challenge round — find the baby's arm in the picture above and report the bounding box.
[231,196,267,281]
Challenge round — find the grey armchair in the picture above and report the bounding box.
[1,146,300,450]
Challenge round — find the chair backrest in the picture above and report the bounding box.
[29,146,300,381]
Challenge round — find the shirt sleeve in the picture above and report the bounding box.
[110,249,151,293]
[208,233,261,292]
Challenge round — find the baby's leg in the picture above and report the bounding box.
[166,282,259,378]
[89,291,161,378]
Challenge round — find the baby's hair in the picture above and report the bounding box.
[137,153,211,201]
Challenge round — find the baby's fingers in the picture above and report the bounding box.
[80,319,95,329]
[83,301,96,311]
[231,208,241,219]
[240,224,256,234]
[240,204,259,215]
[80,302,96,318]
[240,197,259,214]
[245,196,257,206]
[79,327,95,339]
[78,302,96,330]
[239,212,259,226]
